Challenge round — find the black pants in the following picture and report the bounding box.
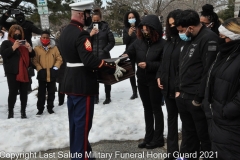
[138,82,164,144]
[6,74,29,109]
[129,60,137,88]
[97,83,111,98]
[28,77,32,91]
[164,96,179,158]
[37,80,56,111]
[176,95,211,160]
[58,83,65,104]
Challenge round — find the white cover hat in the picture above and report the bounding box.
[69,0,94,11]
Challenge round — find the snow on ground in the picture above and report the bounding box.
[0,45,181,152]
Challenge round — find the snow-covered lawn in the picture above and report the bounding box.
[0,45,181,152]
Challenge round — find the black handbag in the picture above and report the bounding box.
[28,66,35,77]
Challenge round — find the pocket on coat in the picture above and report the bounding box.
[37,69,46,81]
[50,68,58,82]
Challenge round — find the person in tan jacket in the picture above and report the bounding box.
[32,30,62,116]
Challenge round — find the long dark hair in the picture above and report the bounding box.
[165,9,182,41]
[200,4,221,35]
[136,26,160,43]
[123,10,141,28]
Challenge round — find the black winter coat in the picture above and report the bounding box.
[203,40,240,159]
[176,26,219,103]
[0,14,42,46]
[87,21,115,59]
[59,20,104,95]
[55,37,66,84]
[125,15,165,86]
[156,36,185,98]
[0,40,35,74]
[123,26,137,50]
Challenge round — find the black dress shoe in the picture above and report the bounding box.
[94,97,99,104]
[36,110,43,116]
[130,92,138,99]
[48,109,55,114]
[103,98,111,104]
[8,111,14,119]
[146,142,164,149]
[138,141,149,148]
[21,112,27,119]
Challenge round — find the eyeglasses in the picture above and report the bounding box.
[141,29,149,33]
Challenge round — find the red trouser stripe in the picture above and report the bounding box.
[84,96,91,160]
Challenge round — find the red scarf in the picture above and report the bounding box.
[9,38,29,82]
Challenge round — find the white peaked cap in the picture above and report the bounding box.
[69,0,94,11]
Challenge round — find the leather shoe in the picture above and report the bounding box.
[138,141,149,148]
[146,142,164,149]
[103,98,111,104]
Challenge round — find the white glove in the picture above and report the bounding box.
[114,59,126,81]
[53,66,58,70]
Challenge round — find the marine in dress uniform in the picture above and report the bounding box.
[58,1,125,160]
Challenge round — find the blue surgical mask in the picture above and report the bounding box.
[128,18,136,24]
[179,27,191,41]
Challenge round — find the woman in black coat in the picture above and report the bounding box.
[123,15,165,149]
[204,17,240,159]
[156,9,184,160]
[0,24,35,119]
[123,11,141,100]
[87,9,115,105]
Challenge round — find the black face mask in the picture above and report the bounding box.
[170,26,179,36]
[13,34,21,40]
[143,33,150,39]
[219,37,226,45]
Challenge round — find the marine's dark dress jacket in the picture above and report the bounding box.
[59,20,109,95]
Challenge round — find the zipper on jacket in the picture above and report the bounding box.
[145,46,150,75]
[206,52,220,88]
[205,52,220,116]
[96,34,99,57]
[209,104,213,115]
[179,44,191,89]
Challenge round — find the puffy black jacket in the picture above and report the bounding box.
[125,15,165,86]
[176,26,219,102]
[156,36,185,98]
[123,26,137,50]
[87,21,115,59]
[0,14,42,46]
[203,40,240,159]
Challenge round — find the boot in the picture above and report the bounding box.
[103,98,111,104]
[8,108,14,119]
[94,95,99,104]
[21,106,27,119]
[130,86,138,100]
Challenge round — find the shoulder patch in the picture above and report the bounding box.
[208,45,217,51]
[84,38,92,52]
